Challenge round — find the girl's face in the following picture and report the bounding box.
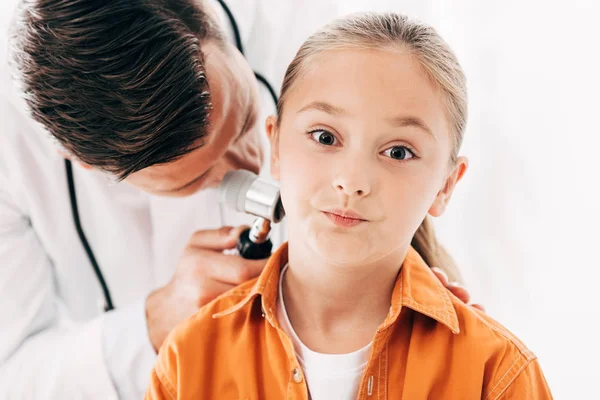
[267,48,467,266]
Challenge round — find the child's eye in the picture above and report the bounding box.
[309,129,338,146]
[382,146,416,161]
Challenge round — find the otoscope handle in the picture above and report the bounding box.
[237,228,273,259]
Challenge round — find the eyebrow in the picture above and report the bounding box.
[389,115,436,140]
[298,100,436,140]
[298,101,345,116]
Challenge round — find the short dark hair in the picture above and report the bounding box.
[11,0,224,179]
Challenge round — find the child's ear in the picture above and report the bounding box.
[428,156,468,217]
[265,115,280,181]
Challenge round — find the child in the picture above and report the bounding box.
[146,13,552,399]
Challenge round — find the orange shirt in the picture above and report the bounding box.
[146,243,552,399]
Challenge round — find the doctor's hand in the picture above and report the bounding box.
[431,267,485,312]
[145,225,267,352]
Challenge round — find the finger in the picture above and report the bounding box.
[431,267,449,287]
[188,225,249,250]
[207,252,268,285]
[471,304,486,312]
[447,283,471,304]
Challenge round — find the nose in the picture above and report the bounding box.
[332,165,372,198]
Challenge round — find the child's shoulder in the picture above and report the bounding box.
[149,278,262,398]
[451,295,532,355]
[446,296,550,398]
[175,277,260,338]
[157,277,260,362]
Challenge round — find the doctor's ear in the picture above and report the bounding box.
[428,156,468,217]
[265,115,280,181]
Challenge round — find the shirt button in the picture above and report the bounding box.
[292,368,303,383]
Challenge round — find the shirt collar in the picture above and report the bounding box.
[384,246,460,334]
[212,243,286,321]
[213,242,460,334]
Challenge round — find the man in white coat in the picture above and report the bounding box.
[0,0,472,398]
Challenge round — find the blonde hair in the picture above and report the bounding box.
[277,13,468,281]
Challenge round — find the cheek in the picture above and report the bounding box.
[378,166,445,233]
[277,134,324,213]
[279,132,334,179]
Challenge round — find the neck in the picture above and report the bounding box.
[281,240,409,354]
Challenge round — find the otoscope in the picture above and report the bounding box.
[220,170,285,259]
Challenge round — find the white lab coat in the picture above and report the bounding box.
[0,1,339,398]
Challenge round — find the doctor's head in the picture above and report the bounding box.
[266,13,468,278]
[11,0,262,197]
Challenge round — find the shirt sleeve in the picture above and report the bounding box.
[145,335,179,400]
[103,298,158,399]
[492,358,553,400]
[0,171,118,399]
[0,161,157,400]
[145,368,177,400]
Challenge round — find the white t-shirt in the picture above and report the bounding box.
[277,264,372,400]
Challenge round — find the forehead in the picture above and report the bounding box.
[284,48,449,132]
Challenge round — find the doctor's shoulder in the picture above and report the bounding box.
[0,95,59,180]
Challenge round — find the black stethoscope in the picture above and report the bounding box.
[65,0,279,312]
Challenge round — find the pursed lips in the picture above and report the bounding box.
[321,208,368,227]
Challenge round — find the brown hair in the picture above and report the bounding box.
[277,13,468,281]
[10,0,223,180]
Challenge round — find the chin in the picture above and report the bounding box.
[306,231,374,267]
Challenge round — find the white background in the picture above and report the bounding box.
[2,0,599,398]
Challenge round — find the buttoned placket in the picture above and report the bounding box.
[261,299,311,400]
[357,319,397,399]
[263,301,398,400]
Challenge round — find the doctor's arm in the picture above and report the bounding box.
[0,168,268,399]
[0,90,162,399]
[0,172,155,399]
[0,174,115,398]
